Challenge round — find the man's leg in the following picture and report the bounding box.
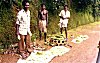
[26,33,33,53]
[18,35,25,53]
[44,32,47,42]
[25,34,31,49]
[60,27,63,34]
[18,35,27,59]
[43,20,47,42]
[39,20,42,40]
[64,27,67,39]
[60,22,63,34]
[39,30,42,40]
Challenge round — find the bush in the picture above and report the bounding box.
[0,9,17,49]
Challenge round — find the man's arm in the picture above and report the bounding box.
[59,16,70,20]
[15,24,19,35]
[59,10,64,20]
[59,16,64,19]
[46,11,48,27]
[15,12,21,36]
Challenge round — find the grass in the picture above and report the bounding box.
[32,21,100,42]
[57,21,100,39]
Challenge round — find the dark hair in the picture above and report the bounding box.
[22,0,29,7]
[64,4,68,8]
[41,3,45,7]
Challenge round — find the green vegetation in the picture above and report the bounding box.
[0,0,100,49]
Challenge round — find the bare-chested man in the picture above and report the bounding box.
[38,4,48,43]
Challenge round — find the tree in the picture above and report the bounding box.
[71,0,93,12]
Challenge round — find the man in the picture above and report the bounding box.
[38,4,48,43]
[59,5,70,41]
[96,41,100,63]
[16,0,33,59]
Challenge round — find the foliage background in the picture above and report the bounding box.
[0,0,99,49]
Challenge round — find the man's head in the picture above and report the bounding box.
[41,3,46,10]
[64,5,68,11]
[22,0,29,11]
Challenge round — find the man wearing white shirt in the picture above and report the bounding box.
[59,5,70,41]
[16,0,33,59]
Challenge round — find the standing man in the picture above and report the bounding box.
[16,0,33,59]
[38,3,48,43]
[59,5,70,41]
